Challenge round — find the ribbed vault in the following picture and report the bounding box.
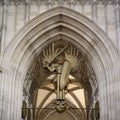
[24,39,95,119]
[1,6,120,120]
[24,40,96,119]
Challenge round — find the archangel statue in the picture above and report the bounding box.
[42,42,80,108]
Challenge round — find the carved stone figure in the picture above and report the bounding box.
[42,42,80,106]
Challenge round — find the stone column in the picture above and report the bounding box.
[115,1,120,53]
[0,1,8,119]
[25,0,30,23]
[92,0,97,23]
[0,0,8,58]
[81,0,84,14]
[116,2,120,117]
[104,2,108,34]
[14,4,17,33]
[0,68,3,120]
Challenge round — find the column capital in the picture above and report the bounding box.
[2,0,9,5]
[25,0,30,4]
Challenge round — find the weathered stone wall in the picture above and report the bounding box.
[0,1,120,55]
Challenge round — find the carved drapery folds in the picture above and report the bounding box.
[23,41,98,106]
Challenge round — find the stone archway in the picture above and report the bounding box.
[24,41,93,120]
[0,6,120,120]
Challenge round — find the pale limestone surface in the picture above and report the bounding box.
[0,1,119,51]
[0,1,120,120]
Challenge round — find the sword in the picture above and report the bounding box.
[48,44,68,64]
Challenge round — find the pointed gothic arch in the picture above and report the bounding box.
[1,6,120,120]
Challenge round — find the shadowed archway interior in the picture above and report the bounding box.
[23,40,98,120]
